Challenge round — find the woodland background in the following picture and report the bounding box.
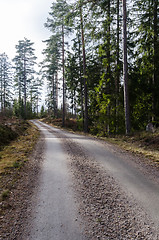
[0,0,158,136]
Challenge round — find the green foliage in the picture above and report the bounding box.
[1,189,10,200]
[0,53,13,113]
[13,38,38,119]
[40,105,47,118]
[131,93,152,130]
[42,0,159,135]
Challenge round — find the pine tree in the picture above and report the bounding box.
[13,38,37,119]
[123,0,130,134]
[0,53,12,113]
[45,0,71,126]
[42,35,61,117]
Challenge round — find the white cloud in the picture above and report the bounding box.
[0,0,53,62]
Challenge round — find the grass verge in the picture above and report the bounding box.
[0,121,39,200]
[105,131,159,163]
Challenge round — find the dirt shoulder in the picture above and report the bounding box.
[0,123,44,240]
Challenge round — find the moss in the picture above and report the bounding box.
[1,189,10,200]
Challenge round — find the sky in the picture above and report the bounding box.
[0,0,53,63]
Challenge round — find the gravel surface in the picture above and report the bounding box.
[1,121,159,239]
[98,138,159,185]
[42,122,159,239]
[61,136,159,239]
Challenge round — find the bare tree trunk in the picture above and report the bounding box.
[52,74,55,116]
[106,0,111,134]
[3,70,6,111]
[37,95,39,115]
[80,1,88,133]
[123,0,130,134]
[55,71,58,117]
[115,0,120,133]
[0,65,2,112]
[153,0,158,120]
[24,56,27,119]
[62,23,65,127]
[78,31,84,129]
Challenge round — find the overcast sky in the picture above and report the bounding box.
[0,0,53,63]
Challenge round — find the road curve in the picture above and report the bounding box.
[29,120,159,239]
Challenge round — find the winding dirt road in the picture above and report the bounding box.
[28,120,159,239]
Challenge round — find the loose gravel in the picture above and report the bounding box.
[1,121,159,239]
[61,135,159,239]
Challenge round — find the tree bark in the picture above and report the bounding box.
[0,61,3,112]
[62,23,65,127]
[55,71,58,117]
[106,0,111,134]
[52,74,56,117]
[80,1,88,133]
[153,0,158,119]
[115,0,120,133]
[78,31,84,129]
[24,56,27,119]
[123,0,131,134]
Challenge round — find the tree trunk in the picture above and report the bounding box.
[78,31,84,129]
[24,56,27,119]
[123,0,130,134]
[3,70,6,111]
[115,0,120,133]
[0,61,3,112]
[106,0,111,134]
[62,23,65,127]
[153,0,158,119]
[52,74,56,116]
[80,1,88,133]
[0,82,2,112]
[55,71,58,117]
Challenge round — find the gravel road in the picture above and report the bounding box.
[28,120,159,239]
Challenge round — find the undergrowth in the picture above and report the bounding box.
[105,130,159,163]
[0,121,39,174]
[0,121,39,202]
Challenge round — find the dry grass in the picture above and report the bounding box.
[0,122,39,174]
[106,130,159,163]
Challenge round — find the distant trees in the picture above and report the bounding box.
[0,0,155,133]
[13,38,40,119]
[1,0,159,133]
[42,35,60,118]
[44,0,71,126]
[0,53,12,113]
[0,38,42,119]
